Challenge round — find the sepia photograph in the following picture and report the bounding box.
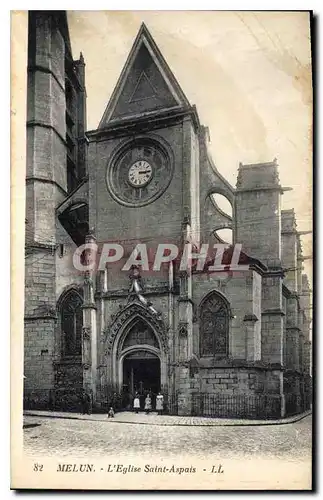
[11,9,313,490]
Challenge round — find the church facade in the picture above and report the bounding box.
[24,11,312,418]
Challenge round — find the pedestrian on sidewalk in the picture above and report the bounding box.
[133,393,140,414]
[108,407,115,418]
[144,393,152,414]
[80,389,92,415]
[156,392,164,415]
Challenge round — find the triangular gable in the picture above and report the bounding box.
[99,23,190,127]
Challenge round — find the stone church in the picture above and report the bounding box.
[24,11,312,417]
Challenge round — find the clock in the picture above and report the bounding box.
[106,137,174,207]
[128,160,153,187]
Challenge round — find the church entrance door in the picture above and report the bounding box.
[122,351,160,409]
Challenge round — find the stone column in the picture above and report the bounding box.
[281,210,298,291]
[167,262,176,393]
[178,270,193,360]
[296,236,303,295]
[177,365,192,415]
[286,328,300,372]
[82,233,97,404]
[176,270,194,415]
[279,371,286,418]
[286,294,300,371]
[304,340,312,377]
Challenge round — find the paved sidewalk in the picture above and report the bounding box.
[24,409,311,427]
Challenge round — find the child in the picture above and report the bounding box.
[133,393,140,414]
[108,407,115,418]
[144,393,152,414]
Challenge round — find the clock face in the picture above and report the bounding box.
[107,138,173,207]
[128,160,153,187]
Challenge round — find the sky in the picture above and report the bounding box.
[67,11,312,285]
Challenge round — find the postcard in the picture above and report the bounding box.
[11,10,313,490]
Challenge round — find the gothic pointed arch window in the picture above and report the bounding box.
[60,289,83,357]
[199,292,229,357]
[122,319,159,351]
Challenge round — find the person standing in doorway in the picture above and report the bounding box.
[144,393,152,414]
[156,392,164,415]
[133,393,140,414]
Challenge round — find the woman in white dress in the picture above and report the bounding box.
[133,393,140,414]
[156,392,164,415]
[144,393,152,414]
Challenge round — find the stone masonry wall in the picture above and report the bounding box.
[196,367,281,395]
[24,249,57,398]
[192,269,262,361]
[261,274,284,364]
[190,367,282,418]
[24,318,56,407]
[235,161,282,268]
[90,122,185,245]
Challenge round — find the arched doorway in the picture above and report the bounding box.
[106,305,169,410]
[117,318,162,408]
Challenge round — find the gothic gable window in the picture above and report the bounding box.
[60,290,83,357]
[122,320,159,350]
[199,292,229,357]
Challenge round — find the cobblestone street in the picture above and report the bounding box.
[24,413,312,460]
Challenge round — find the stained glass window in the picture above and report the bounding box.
[199,293,229,356]
[122,320,159,350]
[61,290,83,357]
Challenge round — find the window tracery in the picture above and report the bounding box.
[122,320,159,350]
[199,293,229,357]
[60,290,83,357]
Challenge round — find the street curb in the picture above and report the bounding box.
[23,410,312,427]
